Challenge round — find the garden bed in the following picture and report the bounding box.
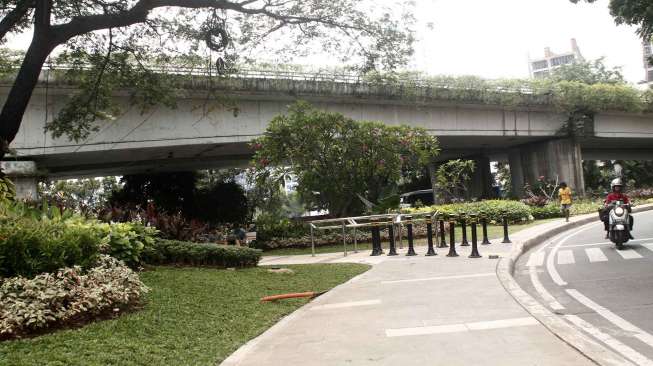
[0,264,369,366]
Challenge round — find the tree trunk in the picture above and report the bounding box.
[0,35,54,158]
[427,162,438,205]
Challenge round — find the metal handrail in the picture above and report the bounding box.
[307,211,440,257]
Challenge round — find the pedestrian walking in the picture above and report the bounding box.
[558,182,572,222]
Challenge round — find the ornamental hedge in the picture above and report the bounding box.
[142,239,262,268]
[0,216,157,279]
[405,200,533,224]
[0,255,147,340]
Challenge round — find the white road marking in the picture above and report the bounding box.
[546,225,595,286]
[585,247,608,263]
[564,314,652,366]
[557,250,575,265]
[529,266,565,311]
[563,237,653,249]
[566,289,653,347]
[386,324,467,337]
[526,252,545,267]
[310,299,381,310]
[615,249,643,260]
[385,317,538,337]
[641,243,653,253]
[381,272,494,284]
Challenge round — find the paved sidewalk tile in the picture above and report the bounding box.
[223,222,595,366]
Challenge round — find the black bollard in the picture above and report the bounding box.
[481,217,491,245]
[460,217,470,246]
[406,221,417,256]
[447,220,459,257]
[438,219,448,248]
[502,216,511,243]
[469,220,481,258]
[370,225,382,256]
[388,224,398,256]
[426,221,437,256]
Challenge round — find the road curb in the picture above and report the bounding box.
[497,204,653,366]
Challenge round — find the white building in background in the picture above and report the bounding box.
[283,174,298,194]
[642,39,653,84]
[529,38,584,78]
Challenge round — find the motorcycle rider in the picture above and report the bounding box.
[603,178,634,239]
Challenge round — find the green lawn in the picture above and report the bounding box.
[0,264,370,366]
[263,219,559,256]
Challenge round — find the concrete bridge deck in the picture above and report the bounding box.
[3,69,653,197]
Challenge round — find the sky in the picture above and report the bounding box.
[409,0,645,83]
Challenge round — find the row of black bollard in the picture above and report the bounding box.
[460,218,469,246]
[388,224,398,256]
[482,218,491,245]
[502,216,512,243]
[370,225,384,256]
[438,220,448,248]
[406,220,417,256]
[469,216,482,258]
[447,220,458,257]
[426,220,437,256]
[368,216,510,257]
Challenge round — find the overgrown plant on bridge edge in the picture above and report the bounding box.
[6,56,651,150]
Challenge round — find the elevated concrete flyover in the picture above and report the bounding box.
[3,68,653,197]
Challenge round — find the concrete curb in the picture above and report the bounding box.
[497,204,653,366]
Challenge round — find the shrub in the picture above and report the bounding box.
[143,239,262,268]
[0,218,102,278]
[104,222,157,268]
[0,215,158,278]
[255,215,308,242]
[628,187,653,199]
[0,255,147,340]
[570,201,602,216]
[522,196,550,207]
[530,203,564,220]
[407,200,533,224]
[100,203,214,242]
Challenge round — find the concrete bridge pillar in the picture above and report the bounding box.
[1,161,39,200]
[508,149,525,198]
[468,156,493,200]
[509,139,585,198]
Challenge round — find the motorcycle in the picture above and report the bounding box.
[606,200,632,250]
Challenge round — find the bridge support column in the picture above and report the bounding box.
[511,139,585,197]
[468,156,493,200]
[508,149,525,198]
[1,161,39,200]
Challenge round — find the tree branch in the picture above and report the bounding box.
[0,0,32,43]
[51,0,366,47]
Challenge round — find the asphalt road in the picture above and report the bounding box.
[515,210,653,365]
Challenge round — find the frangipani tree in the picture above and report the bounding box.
[251,101,439,217]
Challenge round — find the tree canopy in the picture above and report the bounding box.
[0,0,415,157]
[251,101,440,217]
[571,0,653,40]
[547,57,625,85]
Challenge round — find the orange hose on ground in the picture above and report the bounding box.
[260,292,317,302]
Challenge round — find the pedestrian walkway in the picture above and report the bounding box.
[222,218,596,366]
[523,240,653,266]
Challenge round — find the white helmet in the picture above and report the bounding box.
[611,178,623,191]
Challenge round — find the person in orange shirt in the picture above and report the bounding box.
[558,182,572,222]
